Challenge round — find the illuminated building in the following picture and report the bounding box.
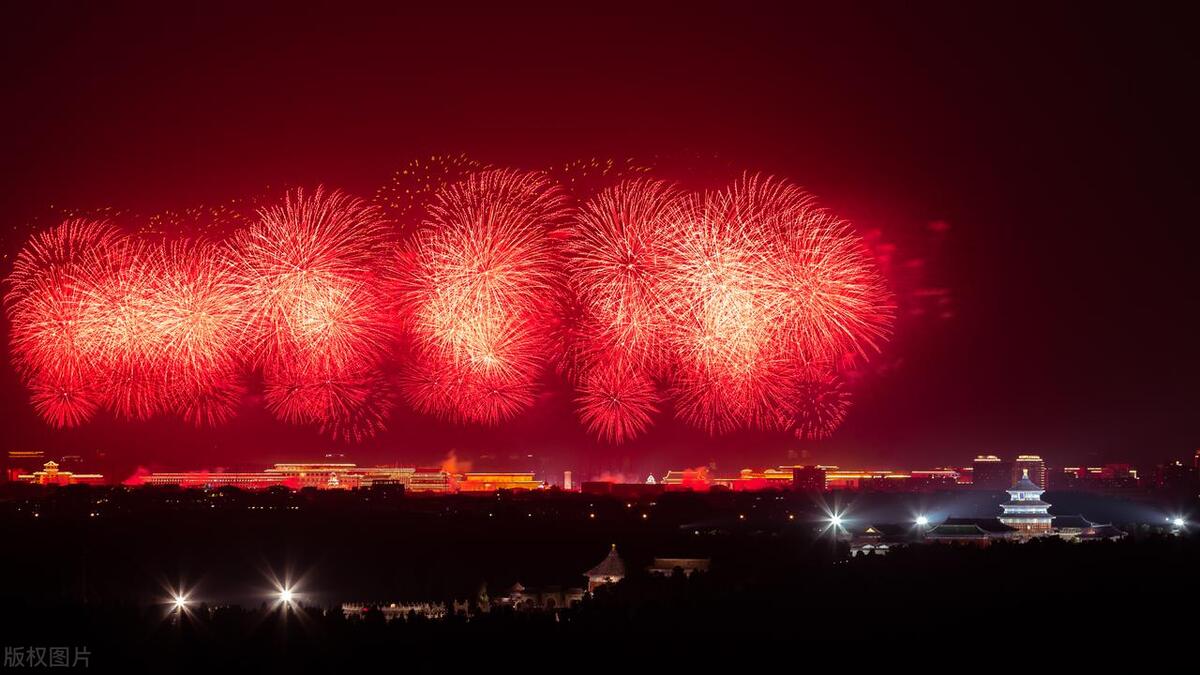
[733,467,794,488]
[16,461,104,486]
[343,602,448,620]
[5,450,45,481]
[821,469,907,491]
[268,463,421,489]
[492,583,584,611]
[584,544,626,592]
[1152,460,1199,494]
[998,469,1054,536]
[140,463,426,490]
[662,468,710,488]
[848,524,910,556]
[264,463,360,488]
[563,470,573,490]
[1049,464,1139,493]
[646,558,710,577]
[972,455,1013,490]
[139,471,288,489]
[908,470,961,490]
[1013,454,1046,488]
[655,464,964,492]
[1053,515,1126,541]
[406,469,453,492]
[456,472,543,492]
[792,466,826,492]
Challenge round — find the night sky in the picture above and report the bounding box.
[2,2,1197,476]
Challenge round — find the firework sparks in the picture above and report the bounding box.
[5,168,892,444]
[392,169,569,424]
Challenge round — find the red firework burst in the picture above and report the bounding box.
[232,187,392,373]
[27,371,101,429]
[263,363,392,442]
[791,368,852,440]
[151,241,247,411]
[566,178,681,371]
[393,169,568,424]
[659,174,891,436]
[5,168,892,446]
[575,359,659,443]
[670,357,797,435]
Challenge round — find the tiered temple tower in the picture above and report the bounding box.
[999,469,1053,536]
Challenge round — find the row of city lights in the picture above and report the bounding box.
[824,513,1186,530]
[169,583,297,614]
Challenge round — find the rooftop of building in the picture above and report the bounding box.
[585,544,626,578]
[931,518,1017,535]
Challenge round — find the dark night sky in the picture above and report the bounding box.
[2,2,1197,476]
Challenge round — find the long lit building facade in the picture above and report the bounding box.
[655,465,963,492]
[456,472,542,492]
[135,463,541,493]
[16,461,105,486]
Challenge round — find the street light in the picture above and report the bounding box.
[172,593,188,611]
[915,515,929,527]
[1172,517,1186,528]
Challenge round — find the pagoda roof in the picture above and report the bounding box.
[1079,524,1127,539]
[1001,498,1051,508]
[939,517,1017,534]
[926,524,993,537]
[585,545,626,578]
[1009,470,1042,493]
[1052,515,1096,529]
[852,523,910,539]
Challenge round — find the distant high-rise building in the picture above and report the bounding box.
[563,471,573,491]
[792,466,827,492]
[1013,455,1046,488]
[972,455,1013,490]
[4,450,45,482]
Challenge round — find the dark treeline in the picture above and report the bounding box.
[1,484,1196,669]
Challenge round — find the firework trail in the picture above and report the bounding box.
[5,167,892,444]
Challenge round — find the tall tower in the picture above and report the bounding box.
[999,469,1053,536]
[972,455,1012,489]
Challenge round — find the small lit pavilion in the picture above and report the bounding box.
[584,544,626,592]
